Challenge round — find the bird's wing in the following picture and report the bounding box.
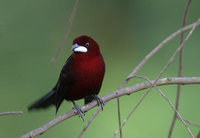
[55,56,74,113]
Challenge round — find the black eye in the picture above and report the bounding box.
[85,42,89,47]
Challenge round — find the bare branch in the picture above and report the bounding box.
[125,18,200,81]
[21,77,200,138]
[51,0,80,64]
[116,97,122,138]
[114,17,200,138]
[113,75,154,138]
[0,111,23,116]
[136,76,194,137]
[78,106,102,138]
[135,76,194,137]
[113,75,194,137]
[184,120,200,127]
[113,90,149,138]
[168,0,192,137]
[114,19,198,137]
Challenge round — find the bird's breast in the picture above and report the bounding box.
[66,56,105,101]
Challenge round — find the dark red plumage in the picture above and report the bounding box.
[28,35,105,118]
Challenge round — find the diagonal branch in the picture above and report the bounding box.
[0,111,23,116]
[168,0,192,137]
[184,119,200,127]
[21,77,200,138]
[125,18,200,81]
[134,76,192,137]
[135,75,193,137]
[113,19,198,137]
[51,0,80,64]
[78,106,102,138]
[115,17,200,138]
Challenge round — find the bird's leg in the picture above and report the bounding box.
[72,101,85,121]
[92,95,104,110]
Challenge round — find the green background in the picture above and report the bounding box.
[0,0,200,137]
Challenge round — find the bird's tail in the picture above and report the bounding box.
[28,89,56,111]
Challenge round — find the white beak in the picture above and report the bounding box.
[72,44,87,53]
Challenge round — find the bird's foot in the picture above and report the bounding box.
[72,101,85,121]
[93,95,104,110]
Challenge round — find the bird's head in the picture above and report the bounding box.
[72,35,101,56]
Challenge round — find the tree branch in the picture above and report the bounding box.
[115,16,200,138]
[0,111,23,116]
[51,0,80,64]
[78,106,102,138]
[21,77,200,138]
[113,17,198,138]
[168,0,192,137]
[116,97,122,138]
[113,75,194,137]
[125,18,200,81]
[184,119,200,127]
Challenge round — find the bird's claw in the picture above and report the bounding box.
[72,101,85,121]
[93,95,104,110]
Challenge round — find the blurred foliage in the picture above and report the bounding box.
[0,0,200,138]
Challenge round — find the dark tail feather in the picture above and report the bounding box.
[55,99,63,114]
[28,90,56,111]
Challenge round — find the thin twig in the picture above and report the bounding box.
[21,77,200,138]
[51,0,80,64]
[116,97,122,138]
[184,119,200,127]
[113,75,193,138]
[0,111,23,116]
[136,75,194,138]
[159,23,195,135]
[168,0,192,137]
[113,89,149,137]
[136,75,190,136]
[79,106,102,138]
[114,20,198,137]
[115,18,200,136]
[115,17,200,138]
[125,18,200,82]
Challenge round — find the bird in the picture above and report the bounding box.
[28,35,105,120]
